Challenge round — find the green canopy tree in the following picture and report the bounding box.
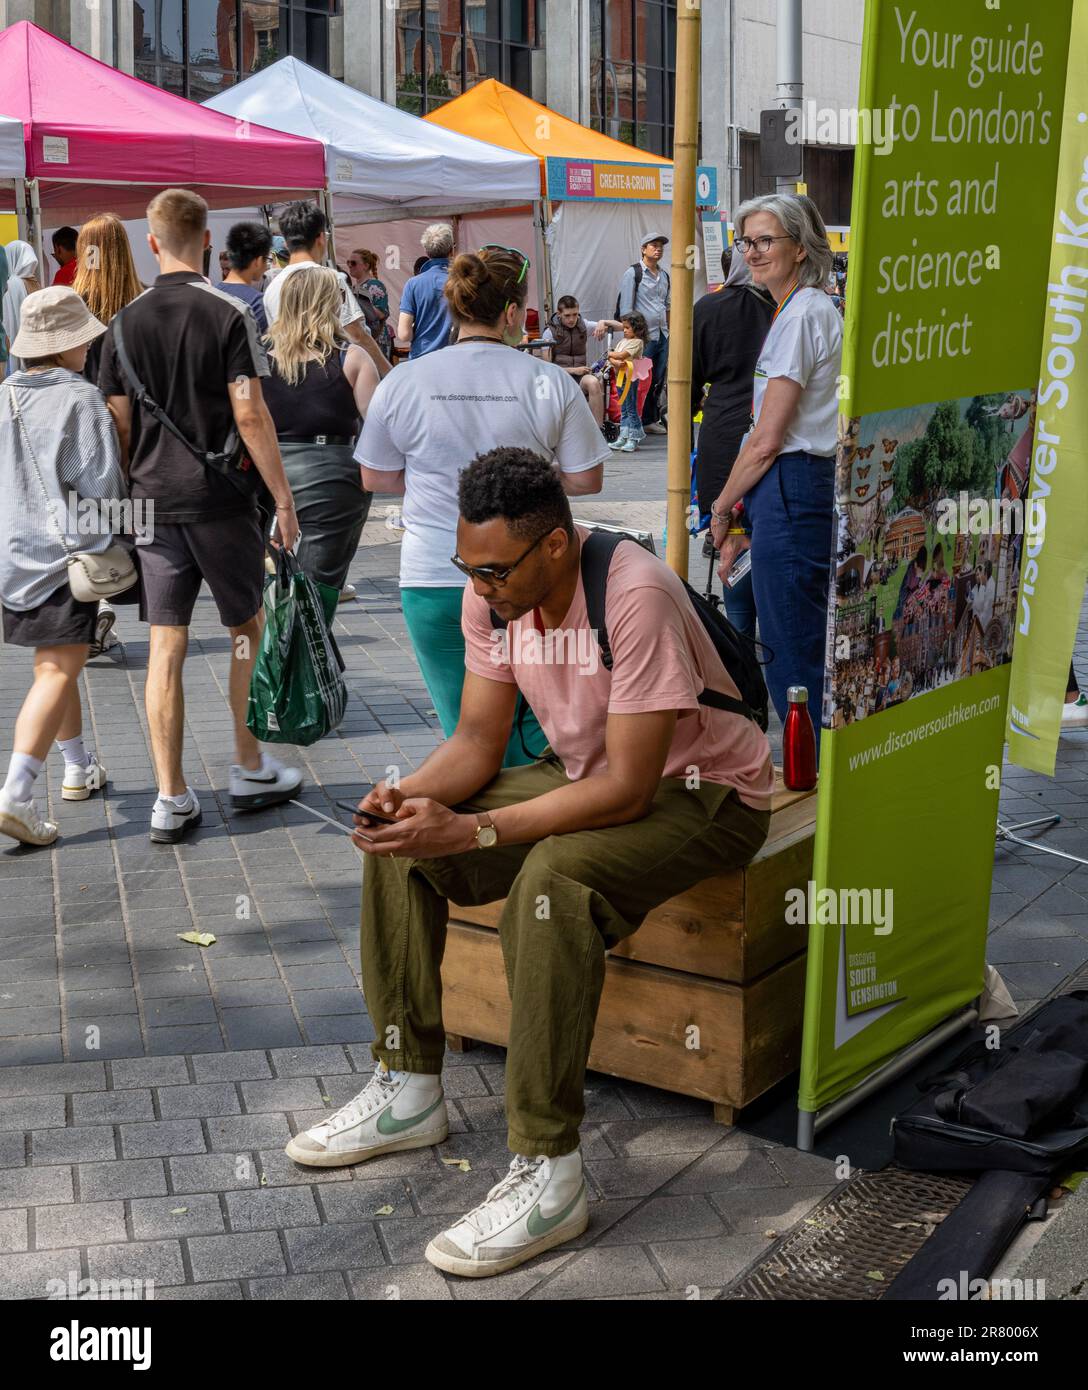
[891,400,994,511]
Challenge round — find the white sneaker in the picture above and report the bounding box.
[339,584,357,603]
[229,754,303,811]
[621,435,640,451]
[608,430,629,451]
[150,788,202,844]
[61,757,107,802]
[1061,695,1088,730]
[285,1064,448,1168]
[425,1149,588,1278]
[645,421,668,435]
[0,792,58,846]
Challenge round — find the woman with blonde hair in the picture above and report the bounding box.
[262,265,379,596]
[73,213,143,385]
[73,213,144,654]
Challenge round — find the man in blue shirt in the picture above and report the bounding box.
[397,224,454,358]
[218,221,272,333]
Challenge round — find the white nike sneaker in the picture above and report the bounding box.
[229,755,303,811]
[229,756,304,811]
[0,793,58,846]
[425,1149,588,1278]
[285,1064,447,1168]
[150,788,202,844]
[1061,694,1088,731]
[61,757,108,802]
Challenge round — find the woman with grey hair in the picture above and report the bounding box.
[709,193,842,736]
[397,224,455,358]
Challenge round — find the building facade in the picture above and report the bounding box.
[0,0,864,223]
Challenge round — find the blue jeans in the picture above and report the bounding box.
[722,566,756,640]
[620,385,644,438]
[746,452,835,726]
[642,333,668,425]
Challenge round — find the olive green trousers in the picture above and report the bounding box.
[360,757,770,1157]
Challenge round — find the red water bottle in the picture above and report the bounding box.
[782,685,818,791]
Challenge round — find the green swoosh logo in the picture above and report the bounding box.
[375,1094,444,1136]
[525,1183,585,1238]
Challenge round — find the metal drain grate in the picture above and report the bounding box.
[725,1168,974,1300]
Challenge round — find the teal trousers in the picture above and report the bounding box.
[401,584,544,768]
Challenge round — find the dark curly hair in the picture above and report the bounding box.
[458,448,574,542]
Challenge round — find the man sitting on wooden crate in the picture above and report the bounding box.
[286,448,774,1277]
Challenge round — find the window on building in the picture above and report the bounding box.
[395,1,542,116]
[132,1,339,101]
[590,0,675,156]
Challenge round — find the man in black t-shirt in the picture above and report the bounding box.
[100,188,304,844]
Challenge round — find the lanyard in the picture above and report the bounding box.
[770,280,801,326]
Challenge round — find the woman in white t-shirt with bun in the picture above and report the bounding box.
[709,194,842,733]
[356,246,607,765]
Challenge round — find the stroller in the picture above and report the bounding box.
[587,353,622,444]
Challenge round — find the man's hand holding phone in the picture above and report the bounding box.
[346,782,477,858]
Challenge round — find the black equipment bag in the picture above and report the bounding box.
[491,529,769,730]
[892,990,1088,1177]
[111,311,260,502]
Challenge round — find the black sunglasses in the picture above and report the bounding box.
[450,530,550,586]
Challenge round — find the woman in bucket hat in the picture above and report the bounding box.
[0,287,127,846]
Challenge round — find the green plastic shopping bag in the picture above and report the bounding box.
[246,547,347,746]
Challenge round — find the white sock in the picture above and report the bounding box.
[57,735,90,772]
[3,752,44,803]
[157,788,192,810]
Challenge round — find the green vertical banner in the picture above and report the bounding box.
[1007,0,1088,774]
[799,0,1076,1123]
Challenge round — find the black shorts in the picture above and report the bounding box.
[2,584,98,647]
[136,512,266,628]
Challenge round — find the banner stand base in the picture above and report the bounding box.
[796,1005,979,1151]
[997,815,1088,867]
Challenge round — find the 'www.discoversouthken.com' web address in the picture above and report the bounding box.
[847,695,1004,771]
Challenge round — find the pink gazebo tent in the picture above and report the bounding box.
[0,22,326,273]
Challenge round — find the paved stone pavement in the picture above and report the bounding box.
[1,439,1086,1299]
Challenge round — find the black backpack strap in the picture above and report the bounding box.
[579,530,626,670]
[581,533,758,721]
[112,311,246,484]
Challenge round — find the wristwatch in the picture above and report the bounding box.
[474,811,499,849]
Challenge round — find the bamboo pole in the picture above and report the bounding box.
[665,0,702,578]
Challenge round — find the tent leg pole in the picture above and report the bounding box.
[321,187,338,268]
[29,179,46,286]
[540,197,555,324]
[16,178,30,245]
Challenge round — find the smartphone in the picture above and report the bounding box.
[725,550,752,589]
[334,797,399,826]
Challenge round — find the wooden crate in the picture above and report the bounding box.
[441,922,807,1125]
[443,781,817,1121]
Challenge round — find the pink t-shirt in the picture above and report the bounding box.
[462,530,775,810]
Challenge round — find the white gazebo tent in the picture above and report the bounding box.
[204,58,546,315]
[0,115,24,183]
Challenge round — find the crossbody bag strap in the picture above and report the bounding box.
[113,312,242,470]
[9,385,76,560]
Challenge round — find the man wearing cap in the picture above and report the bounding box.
[615,234,671,431]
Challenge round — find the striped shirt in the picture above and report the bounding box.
[0,368,126,611]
